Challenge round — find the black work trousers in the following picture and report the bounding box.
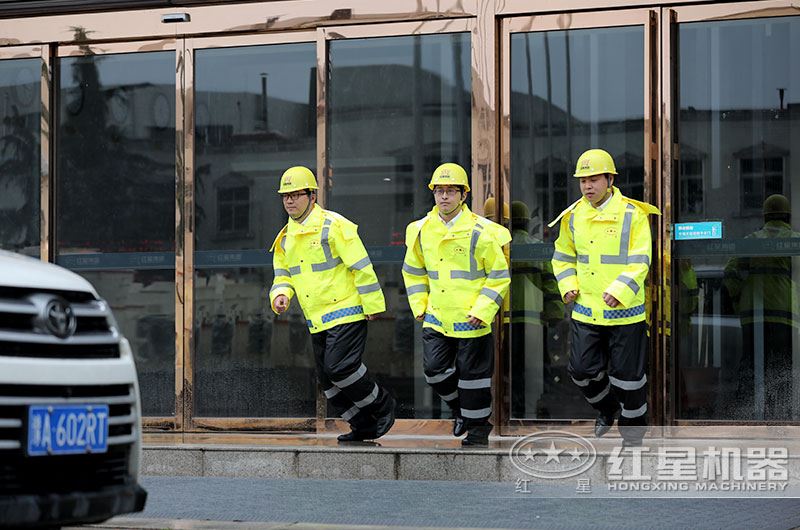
[311,320,389,431]
[422,328,494,426]
[569,320,648,441]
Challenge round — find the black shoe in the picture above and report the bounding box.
[594,410,618,438]
[337,428,377,442]
[374,393,396,438]
[453,416,467,437]
[461,424,492,447]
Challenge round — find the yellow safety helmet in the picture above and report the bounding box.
[764,194,791,216]
[484,197,510,220]
[573,148,618,178]
[278,166,319,194]
[428,163,471,193]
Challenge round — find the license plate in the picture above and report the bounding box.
[27,404,109,456]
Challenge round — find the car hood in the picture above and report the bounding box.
[0,250,98,296]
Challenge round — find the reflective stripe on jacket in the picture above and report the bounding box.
[549,187,660,326]
[268,204,385,333]
[402,204,512,338]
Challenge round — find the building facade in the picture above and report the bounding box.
[0,0,798,440]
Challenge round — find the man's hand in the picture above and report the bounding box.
[602,292,620,308]
[415,313,425,322]
[272,294,289,314]
[365,313,381,321]
[467,315,484,327]
[563,290,578,303]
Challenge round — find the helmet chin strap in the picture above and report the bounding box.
[442,199,463,216]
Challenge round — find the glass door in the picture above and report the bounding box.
[53,40,180,428]
[186,33,319,432]
[0,46,46,260]
[322,20,475,432]
[500,9,660,432]
[667,1,800,425]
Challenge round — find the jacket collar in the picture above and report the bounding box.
[429,203,473,231]
[580,185,624,213]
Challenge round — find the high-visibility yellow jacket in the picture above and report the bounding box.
[269,204,385,333]
[402,204,512,338]
[507,228,564,326]
[723,220,800,328]
[549,187,660,326]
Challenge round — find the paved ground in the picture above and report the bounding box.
[75,476,800,530]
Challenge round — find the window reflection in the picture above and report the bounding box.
[0,58,40,256]
[327,33,471,419]
[194,268,315,417]
[56,50,176,417]
[57,51,175,253]
[193,43,316,417]
[509,26,645,419]
[80,269,176,416]
[675,16,800,421]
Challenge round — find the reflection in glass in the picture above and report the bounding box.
[0,58,40,256]
[57,51,175,253]
[193,43,316,417]
[509,26,644,419]
[55,50,176,417]
[194,268,315,417]
[676,17,800,420]
[80,269,176,416]
[328,33,471,419]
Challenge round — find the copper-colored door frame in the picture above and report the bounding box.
[498,8,662,435]
[183,31,319,435]
[54,40,183,433]
[317,19,485,435]
[662,0,800,435]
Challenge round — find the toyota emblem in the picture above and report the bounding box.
[44,298,77,339]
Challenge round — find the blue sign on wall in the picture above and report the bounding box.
[674,221,723,241]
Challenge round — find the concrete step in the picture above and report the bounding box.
[142,433,800,491]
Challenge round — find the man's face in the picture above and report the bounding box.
[433,185,463,212]
[281,190,312,217]
[579,174,611,203]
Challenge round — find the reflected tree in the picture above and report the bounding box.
[58,27,175,253]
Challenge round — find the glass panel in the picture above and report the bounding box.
[55,51,176,416]
[79,269,176,416]
[193,43,316,417]
[327,33,471,419]
[0,58,40,256]
[675,16,800,421]
[509,26,644,419]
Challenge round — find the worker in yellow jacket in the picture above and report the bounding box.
[549,149,660,447]
[723,194,800,419]
[268,166,395,442]
[402,163,511,446]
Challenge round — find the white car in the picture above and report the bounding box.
[0,251,146,528]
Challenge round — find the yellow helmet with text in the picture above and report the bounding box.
[428,162,471,193]
[484,197,510,221]
[278,166,319,194]
[573,148,618,178]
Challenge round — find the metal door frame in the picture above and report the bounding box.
[498,8,662,434]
